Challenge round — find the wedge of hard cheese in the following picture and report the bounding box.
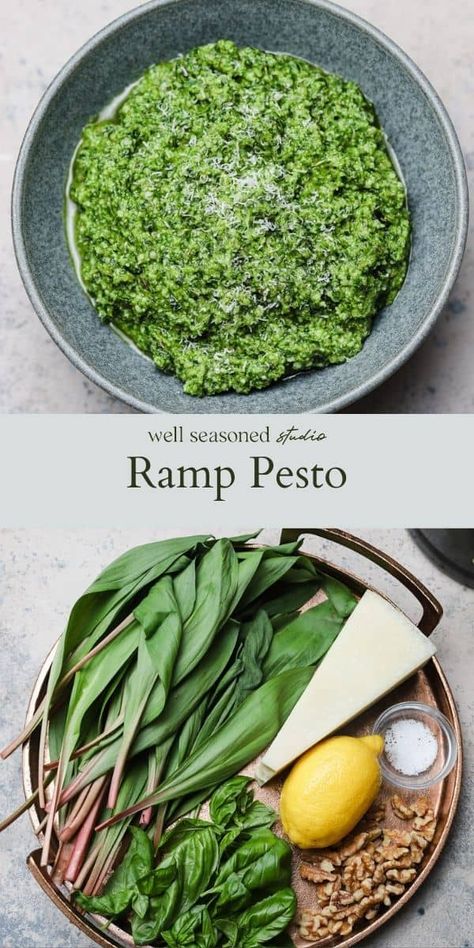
[257,590,436,784]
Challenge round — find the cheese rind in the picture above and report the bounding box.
[257,590,436,783]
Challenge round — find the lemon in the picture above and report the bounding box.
[280,734,384,849]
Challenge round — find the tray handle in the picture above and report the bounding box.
[280,528,442,636]
[27,850,118,948]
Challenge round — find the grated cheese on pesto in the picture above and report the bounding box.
[69,40,411,397]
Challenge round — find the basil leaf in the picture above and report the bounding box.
[172,825,220,915]
[160,818,216,855]
[239,800,276,832]
[215,826,243,861]
[136,825,219,938]
[132,871,183,945]
[214,917,239,946]
[209,778,275,835]
[163,904,219,947]
[74,825,157,917]
[236,888,297,944]
[209,776,252,828]
[212,830,292,911]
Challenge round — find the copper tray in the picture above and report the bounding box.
[22,529,463,948]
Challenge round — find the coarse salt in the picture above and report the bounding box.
[384,718,438,776]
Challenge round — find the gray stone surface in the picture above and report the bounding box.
[1,0,473,413]
[0,528,472,947]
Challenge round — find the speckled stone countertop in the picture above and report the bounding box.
[0,528,472,948]
[0,0,473,413]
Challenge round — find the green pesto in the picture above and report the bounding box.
[69,40,410,397]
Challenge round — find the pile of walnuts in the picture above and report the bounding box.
[298,795,437,942]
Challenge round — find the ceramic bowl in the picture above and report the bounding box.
[12,0,468,413]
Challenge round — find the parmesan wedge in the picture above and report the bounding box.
[257,590,436,784]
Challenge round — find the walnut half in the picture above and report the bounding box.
[297,794,437,943]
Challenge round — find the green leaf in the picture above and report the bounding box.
[320,573,358,617]
[178,612,274,783]
[99,666,315,826]
[263,599,344,678]
[52,536,209,694]
[162,905,219,948]
[262,542,302,556]
[214,827,243,862]
[194,678,239,744]
[229,532,261,546]
[108,625,163,807]
[209,777,276,837]
[209,776,252,828]
[47,704,68,766]
[38,535,208,816]
[173,560,197,623]
[234,888,296,944]
[160,819,215,855]
[60,619,141,778]
[259,580,320,618]
[136,576,183,718]
[142,622,238,731]
[212,830,292,910]
[134,825,219,942]
[237,556,299,610]
[227,551,265,613]
[214,917,239,945]
[69,625,240,797]
[163,696,210,785]
[171,825,220,914]
[173,540,239,683]
[74,825,158,917]
[132,868,184,944]
[238,801,277,832]
[234,610,274,702]
[97,661,129,734]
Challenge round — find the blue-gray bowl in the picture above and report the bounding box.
[12,0,468,413]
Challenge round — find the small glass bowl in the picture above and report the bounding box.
[372,701,458,790]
